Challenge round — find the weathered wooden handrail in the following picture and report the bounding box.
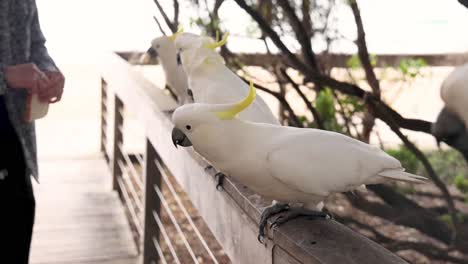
[99,52,407,264]
[118,51,468,67]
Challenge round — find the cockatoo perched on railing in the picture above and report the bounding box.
[432,63,468,157]
[145,28,191,104]
[171,82,427,242]
[173,32,280,125]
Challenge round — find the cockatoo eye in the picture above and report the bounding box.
[186,125,192,130]
[156,44,160,49]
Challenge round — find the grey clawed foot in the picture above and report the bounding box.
[204,166,225,191]
[271,208,331,230]
[257,203,290,243]
[321,207,334,220]
[214,172,225,191]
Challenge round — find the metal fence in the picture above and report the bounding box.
[101,79,227,263]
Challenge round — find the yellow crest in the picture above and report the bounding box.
[214,81,256,120]
[205,32,229,50]
[168,26,184,41]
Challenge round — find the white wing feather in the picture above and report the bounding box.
[265,129,421,197]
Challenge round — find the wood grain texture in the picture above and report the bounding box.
[30,159,138,264]
[99,52,408,264]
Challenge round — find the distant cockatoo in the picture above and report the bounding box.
[432,63,468,156]
[173,32,280,125]
[145,28,191,104]
[171,83,427,241]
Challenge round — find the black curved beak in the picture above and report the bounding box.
[171,127,192,148]
[147,47,158,58]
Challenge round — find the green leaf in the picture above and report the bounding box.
[346,54,361,69]
[315,88,336,120]
[454,174,468,193]
[398,58,427,78]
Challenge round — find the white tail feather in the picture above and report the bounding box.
[378,169,428,184]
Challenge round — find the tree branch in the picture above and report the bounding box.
[233,0,313,74]
[277,1,320,71]
[233,0,468,159]
[371,99,459,241]
[280,68,324,129]
[301,0,313,39]
[232,0,434,134]
[240,77,303,127]
[173,0,180,29]
[153,0,177,33]
[459,0,468,8]
[349,0,381,96]
[153,16,168,36]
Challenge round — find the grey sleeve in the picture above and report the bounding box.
[0,1,8,94]
[0,64,6,95]
[30,1,57,72]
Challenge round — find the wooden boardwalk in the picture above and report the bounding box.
[30,157,139,264]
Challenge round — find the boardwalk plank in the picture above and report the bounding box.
[30,158,139,264]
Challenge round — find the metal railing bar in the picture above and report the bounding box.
[152,237,169,264]
[118,159,144,212]
[155,161,219,264]
[101,126,108,139]
[135,153,145,169]
[153,184,200,264]
[101,116,108,125]
[123,127,146,183]
[102,140,109,152]
[118,144,144,190]
[152,210,182,264]
[118,108,125,118]
[117,177,143,235]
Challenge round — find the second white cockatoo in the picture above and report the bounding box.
[171,82,427,241]
[173,32,280,125]
[146,28,191,104]
[432,63,468,158]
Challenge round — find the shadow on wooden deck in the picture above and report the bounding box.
[30,157,139,264]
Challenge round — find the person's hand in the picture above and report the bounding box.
[4,63,50,94]
[39,70,65,103]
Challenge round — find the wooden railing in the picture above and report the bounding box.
[118,51,468,67]
[99,52,408,264]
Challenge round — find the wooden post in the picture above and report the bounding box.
[100,78,109,162]
[142,139,162,264]
[111,94,124,192]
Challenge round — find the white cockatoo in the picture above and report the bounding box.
[145,28,190,104]
[432,63,468,157]
[173,32,280,125]
[171,83,427,240]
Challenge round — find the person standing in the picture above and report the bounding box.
[0,0,64,263]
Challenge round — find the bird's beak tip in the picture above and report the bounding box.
[147,47,157,58]
[172,127,192,148]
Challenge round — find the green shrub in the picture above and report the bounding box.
[454,174,468,194]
